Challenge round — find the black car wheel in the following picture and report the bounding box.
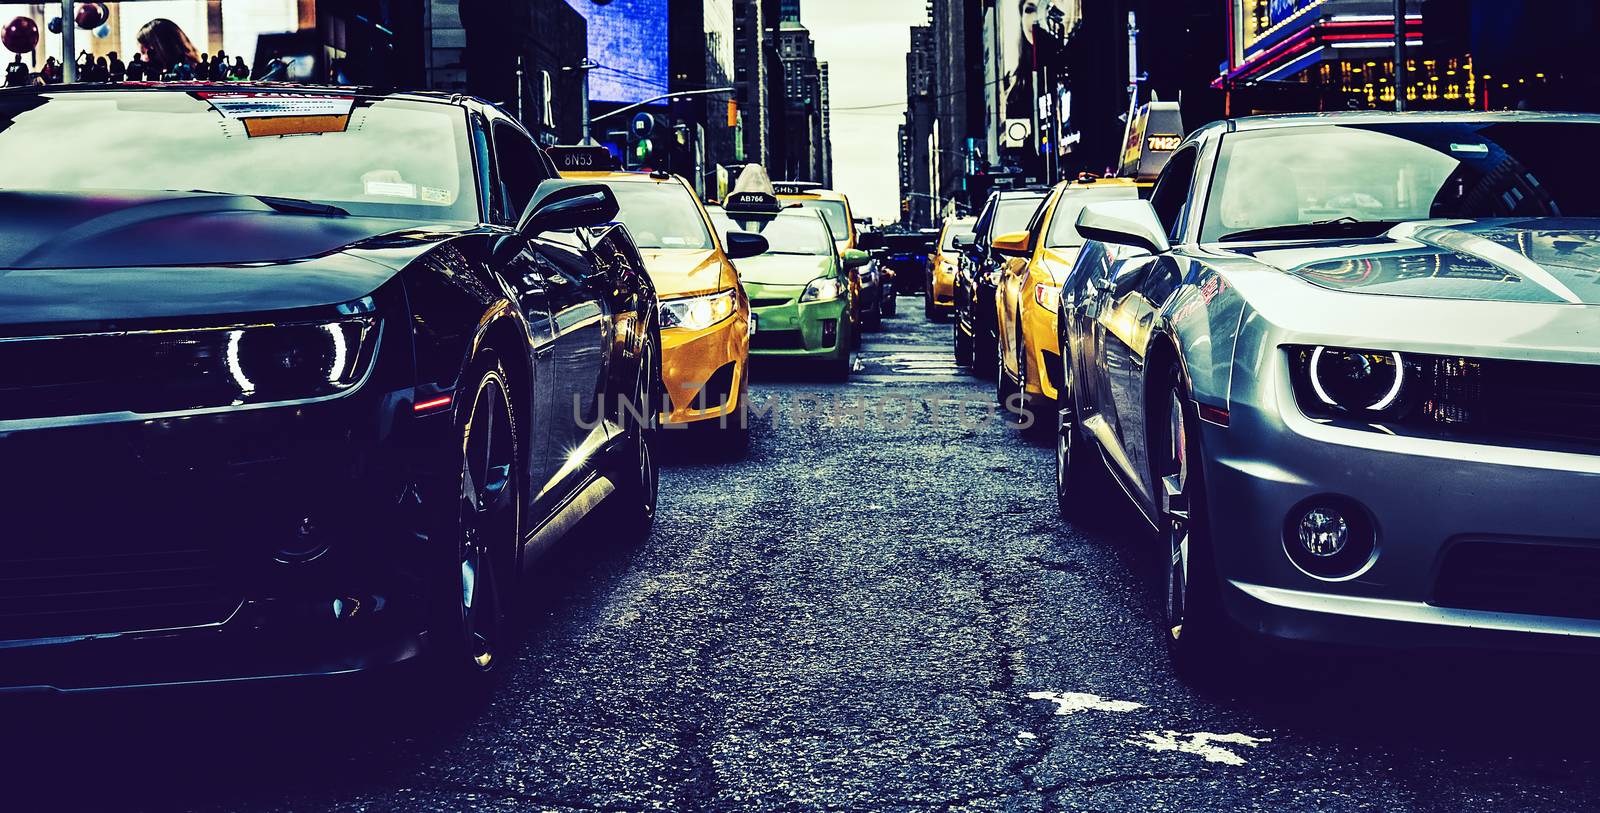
[925,275,936,320]
[993,328,1014,408]
[953,316,973,368]
[882,283,897,317]
[1157,362,1234,681]
[1054,340,1103,517]
[439,353,520,684]
[607,343,660,542]
[973,323,997,378]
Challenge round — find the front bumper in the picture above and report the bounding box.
[744,282,851,359]
[0,377,451,692]
[931,269,956,307]
[660,309,749,426]
[1020,302,1058,400]
[1203,348,1600,651]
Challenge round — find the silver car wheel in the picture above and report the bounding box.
[1163,389,1190,643]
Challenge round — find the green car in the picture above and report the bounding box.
[710,204,869,377]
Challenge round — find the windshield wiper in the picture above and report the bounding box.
[1218,217,1398,243]
[182,189,349,217]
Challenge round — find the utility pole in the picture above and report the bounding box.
[61,0,76,83]
[515,55,525,124]
[1393,0,1406,111]
[571,57,598,146]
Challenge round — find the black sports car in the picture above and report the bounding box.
[0,85,661,692]
[954,187,1049,376]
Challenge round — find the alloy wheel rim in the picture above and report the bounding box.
[636,352,659,517]
[1164,389,1190,643]
[459,374,516,672]
[1055,403,1072,500]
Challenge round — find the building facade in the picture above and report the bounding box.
[776,18,831,184]
[425,0,587,143]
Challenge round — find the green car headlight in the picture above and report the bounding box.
[800,277,842,303]
[660,289,738,331]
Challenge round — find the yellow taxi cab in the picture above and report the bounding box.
[568,169,766,434]
[774,182,867,327]
[993,176,1146,417]
[926,215,976,320]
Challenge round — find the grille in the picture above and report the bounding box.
[691,362,738,411]
[0,331,241,420]
[750,297,793,308]
[0,547,239,641]
[751,329,806,351]
[1433,540,1600,620]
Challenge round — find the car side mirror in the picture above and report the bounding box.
[952,234,975,250]
[842,248,871,268]
[1076,200,1171,255]
[856,231,885,251]
[518,181,619,236]
[991,230,1032,257]
[724,230,768,260]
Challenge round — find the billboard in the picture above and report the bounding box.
[567,0,670,105]
[997,1,1082,125]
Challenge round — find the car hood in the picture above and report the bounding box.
[639,248,730,298]
[0,190,450,326]
[1224,218,1600,305]
[733,253,834,287]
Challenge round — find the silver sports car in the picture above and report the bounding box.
[1052,111,1600,676]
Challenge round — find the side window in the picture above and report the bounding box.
[972,198,997,246]
[492,121,548,226]
[470,113,498,224]
[1149,147,1199,241]
[1026,193,1054,247]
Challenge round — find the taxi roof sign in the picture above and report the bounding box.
[772,181,823,196]
[725,165,783,214]
[548,145,619,173]
[1117,101,1184,183]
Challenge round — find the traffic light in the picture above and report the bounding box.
[627,111,667,170]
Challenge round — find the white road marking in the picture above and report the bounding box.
[1016,731,1038,741]
[1025,691,1144,716]
[1129,730,1271,766]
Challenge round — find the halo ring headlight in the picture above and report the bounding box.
[1308,346,1405,413]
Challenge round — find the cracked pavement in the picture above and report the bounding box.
[8,312,1600,812]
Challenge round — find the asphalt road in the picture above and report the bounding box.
[10,308,1600,812]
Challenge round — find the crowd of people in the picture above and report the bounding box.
[3,17,251,87]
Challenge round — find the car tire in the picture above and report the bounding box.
[973,326,997,378]
[864,292,883,331]
[925,277,936,320]
[1156,361,1238,684]
[954,317,973,368]
[993,328,1015,408]
[603,342,661,543]
[883,284,897,317]
[1054,344,1104,518]
[426,349,521,694]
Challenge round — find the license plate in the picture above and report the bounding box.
[749,313,759,334]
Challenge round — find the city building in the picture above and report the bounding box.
[424,0,586,143]
[733,0,775,166]
[899,23,936,227]
[1217,0,1600,114]
[776,17,830,184]
[669,0,738,196]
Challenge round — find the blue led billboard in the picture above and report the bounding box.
[567,0,670,104]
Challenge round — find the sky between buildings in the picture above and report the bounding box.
[803,0,925,224]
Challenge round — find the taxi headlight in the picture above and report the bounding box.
[660,289,738,331]
[800,277,842,302]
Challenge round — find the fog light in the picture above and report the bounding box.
[821,319,838,347]
[1297,508,1348,557]
[1282,496,1376,580]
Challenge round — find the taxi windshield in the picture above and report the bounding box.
[607,181,713,250]
[711,210,834,255]
[993,195,1047,236]
[0,91,478,222]
[792,199,851,240]
[1046,187,1142,247]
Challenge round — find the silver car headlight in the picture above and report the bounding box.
[1289,346,1407,416]
[800,277,842,303]
[660,289,738,331]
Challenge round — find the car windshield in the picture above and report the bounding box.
[942,220,976,249]
[792,199,851,240]
[0,90,478,222]
[711,209,834,255]
[1046,187,1142,247]
[1202,121,1600,242]
[992,195,1047,237]
[608,181,713,250]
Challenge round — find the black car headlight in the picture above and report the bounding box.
[223,317,379,403]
